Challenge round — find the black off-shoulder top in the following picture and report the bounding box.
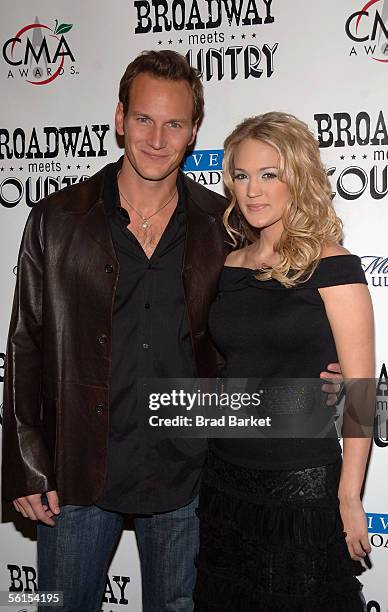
[208,254,367,470]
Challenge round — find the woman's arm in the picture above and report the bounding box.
[319,280,374,561]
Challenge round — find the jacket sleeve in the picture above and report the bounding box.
[1,206,56,501]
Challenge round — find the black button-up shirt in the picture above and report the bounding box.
[97,160,207,514]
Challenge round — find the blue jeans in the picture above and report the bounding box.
[37,497,199,612]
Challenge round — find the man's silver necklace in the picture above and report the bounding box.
[118,187,177,230]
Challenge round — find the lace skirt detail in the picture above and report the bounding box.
[193,451,365,612]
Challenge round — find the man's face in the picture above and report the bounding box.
[116,73,198,182]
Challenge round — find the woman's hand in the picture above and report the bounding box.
[339,496,371,561]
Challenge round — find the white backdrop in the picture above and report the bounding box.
[1,1,387,611]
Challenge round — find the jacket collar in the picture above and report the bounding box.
[178,169,227,215]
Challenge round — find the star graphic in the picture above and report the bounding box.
[86,164,90,169]
[231,34,235,40]
[10,166,14,171]
[19,166,23,171]
[178,38,183,44]
[242,34,246,39]
[351,154,356,160]
[67,165,71,170]
[168,39,173,45]
[76,164,81,170]
[252,33,256,38]
[158,40,162,45]
[340,155,345,160]
[0,167,4,172]
[363,154,367,159]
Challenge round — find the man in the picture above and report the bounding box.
[2,50,340,611]
[2,50,228,612]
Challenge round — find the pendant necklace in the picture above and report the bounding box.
[118,187,177,230]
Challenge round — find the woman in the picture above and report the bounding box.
[193,112,373,611]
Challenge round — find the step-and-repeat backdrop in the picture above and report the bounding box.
[0,1,387,610]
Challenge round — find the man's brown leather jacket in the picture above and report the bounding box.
[2,162,229,505]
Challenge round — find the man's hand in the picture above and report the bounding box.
[320,362,343,406]
[13,490,60,527]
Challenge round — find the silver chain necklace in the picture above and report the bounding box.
[118,187,177,230]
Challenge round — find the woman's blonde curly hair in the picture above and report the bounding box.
[223,112,343,288]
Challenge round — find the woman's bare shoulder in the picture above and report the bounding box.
[225,248,249,267]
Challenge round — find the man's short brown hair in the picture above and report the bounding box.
[119,50,204,126]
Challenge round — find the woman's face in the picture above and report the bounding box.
[232,138,291,234]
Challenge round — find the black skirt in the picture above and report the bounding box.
[193,452,365,612]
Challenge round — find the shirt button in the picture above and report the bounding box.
[98,334,108,344]
[142,343,149,350]
[105,264,113,273]
[145,303,150,309]
[95,403,104,414]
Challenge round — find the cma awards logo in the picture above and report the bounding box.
[2,17,78,84]
[133,0,278,82]
[346,0,388,62]
[314,111,388,202]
